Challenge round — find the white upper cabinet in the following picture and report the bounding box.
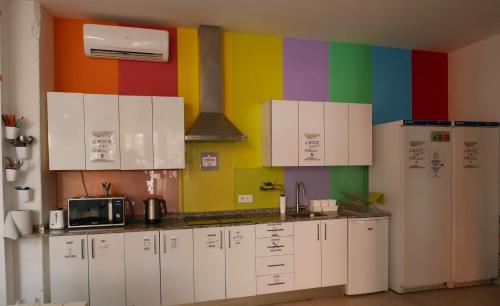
[47,92,86,170]
[225,225,256,299]
[261,100,299,166]
[261,100,372,167]
[324,102,349,165]
[294,221,322,290]
[153,96,185,169]
[160,229,195,306]
[84,94,121,170]
[119,95,154,170]
[298,101,324,166]
[125,231,161,306]
[348,103,372,165]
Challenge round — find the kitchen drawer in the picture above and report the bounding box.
[256,222,293,238]
[256,236,293,257]
[256,255,294,276]
[257,273,294,294]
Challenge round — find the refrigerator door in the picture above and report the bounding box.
[451,126,499,284]
[402,126,452,288]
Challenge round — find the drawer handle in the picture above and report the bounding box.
[267,264,285,267]
[268,282,285,286]
[267,229,284,232]
[267,245,284,249]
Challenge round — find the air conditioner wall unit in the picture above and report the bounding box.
[83,24,169,62]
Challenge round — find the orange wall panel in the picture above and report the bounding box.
[54,18,119,93]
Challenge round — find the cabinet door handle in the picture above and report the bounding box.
[91,238,95,259]
[163,234,167,254]
[228,230,231,249]
[317,223,320,241]
[324,223,327,240]
[220,230,223,249]
[267,264,285,267]
[267,228,284,232]
[154,235,157,254]
[81,239,85,260]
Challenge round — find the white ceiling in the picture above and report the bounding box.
[39,0,500,52]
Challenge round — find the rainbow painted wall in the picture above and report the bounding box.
[54,18,448,212]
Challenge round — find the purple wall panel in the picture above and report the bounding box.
[283,38,331,206]
[284,167,331,207]
[283,38,330,101]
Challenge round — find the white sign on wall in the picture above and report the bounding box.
[463,141,479,168]
[408,141,426,169]
[302,132,322,162]
[90,131,115,162]
[428,150,445,177]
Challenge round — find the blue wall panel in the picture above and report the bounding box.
[372,47,412,124]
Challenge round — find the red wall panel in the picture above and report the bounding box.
[118,25,178,96]
[412,50,448,120]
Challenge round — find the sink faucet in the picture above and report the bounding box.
[295,181,306,213]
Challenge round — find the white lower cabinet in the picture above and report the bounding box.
[125,231,161,306]
[294,221,322,290]
[257,272,295,294]
[193,227,226,302]
[321,219,347,286]
[160,229,195,306]
[49,235,89,303]
[49,220,351,305]
[88,233,126,306]
[225,225,256,299]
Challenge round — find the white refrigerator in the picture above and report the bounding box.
[369,120,499,293]
[451,121,499,287]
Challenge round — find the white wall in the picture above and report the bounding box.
[0,0,55,303]
[449,34,500,121]
[449,33,500,216]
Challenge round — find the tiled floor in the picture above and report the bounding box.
[270,285,500,306]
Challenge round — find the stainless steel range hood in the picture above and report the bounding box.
[185,25,247,142]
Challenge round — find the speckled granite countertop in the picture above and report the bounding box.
[23,207,390,238]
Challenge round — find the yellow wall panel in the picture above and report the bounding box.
[177,28,200,131]
[182,143,235,212]
[231,33,283,168]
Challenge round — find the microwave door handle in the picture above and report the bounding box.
[108,200,113,223]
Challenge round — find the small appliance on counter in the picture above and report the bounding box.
[68,196,125,228]
[49,209,67,230]
[144,197,167,224]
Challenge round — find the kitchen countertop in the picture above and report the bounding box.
[23,207,390,238]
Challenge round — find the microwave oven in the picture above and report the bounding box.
[68,196,125,228]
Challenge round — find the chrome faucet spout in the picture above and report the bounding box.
[295,181,306,213]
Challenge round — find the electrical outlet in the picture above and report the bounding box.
[238,194,253,203]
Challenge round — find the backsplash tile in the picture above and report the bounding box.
[56,170,180,214]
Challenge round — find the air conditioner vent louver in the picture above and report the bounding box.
[90,49,164,61]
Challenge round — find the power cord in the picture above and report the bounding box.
[80,170,89,197]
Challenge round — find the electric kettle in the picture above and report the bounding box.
[143,198,167,224]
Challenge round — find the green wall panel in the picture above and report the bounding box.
[329,42,372,103]
[330,166,369,200]
[329,42,371,199]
